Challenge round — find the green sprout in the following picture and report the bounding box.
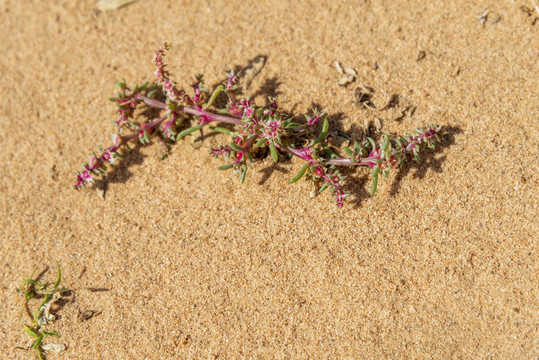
[16,264,66,360]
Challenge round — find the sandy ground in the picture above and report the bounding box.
[1,0,538,358]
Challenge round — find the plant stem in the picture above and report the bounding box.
[182,107,244,126]
[137,94,244,126]
[136,95,167,109]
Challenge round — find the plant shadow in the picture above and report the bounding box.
[388,125,461,197]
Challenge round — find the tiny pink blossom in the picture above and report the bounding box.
[80,170,93,182]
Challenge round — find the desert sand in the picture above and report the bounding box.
[1,0,538,358]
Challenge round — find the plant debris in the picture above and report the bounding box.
[477,8,489,26]
[78,309,102,322]
[374,117,382,132]
[334,61,357,87]
[97,0,139,10]
[355,85,391,111]
[42,343,66,353]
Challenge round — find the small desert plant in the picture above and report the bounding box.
[16,264,66,359]
[75,42,446,206]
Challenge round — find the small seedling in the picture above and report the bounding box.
[74,41,447,207]
[16,264,66,359]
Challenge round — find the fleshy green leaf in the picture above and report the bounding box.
[240,164,247,184]
[367,137,376,151]
[371,174,379,195]
[382,134,390,153]
[310,117,329,146]
[204,84,224,109]
[208,126,233,135]
[319,182,330,193]
[288,163,310,184]
[177,125,203,141]
[230,143,244,153]
[255,138,266,147]
[269,143,279,163]
[218,164,234,171]
[284,122,301,129]
[371,166,380,195]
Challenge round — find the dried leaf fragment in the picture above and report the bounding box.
[334,62,357,87]
[344,67,357,77]
[42,344,67,353]
[37,292,62,326]
[477,8,489,26]
[78,309,101,322]
[374,117,382,132]
[334,61,344,74]
[97,0,139,10]
[338,75,355,87]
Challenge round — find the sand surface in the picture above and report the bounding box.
[1,0,538,358]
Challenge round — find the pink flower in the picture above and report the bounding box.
[263,120,282,140]
[226,71,238,91]
[101,150,116,164]
[239,99,254,118]
[80,170,93,183]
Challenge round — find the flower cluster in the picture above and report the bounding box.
[74,41,447,206]
[75,134,122,190]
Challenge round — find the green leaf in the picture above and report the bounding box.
[321,145,337,158]
[208,126,233,135]
[53,263,61,291]
[229,143,244,153]
[310,117,329,146]
[31,332,44,349]
[343,148,354,157]
[177,125,203,141]
[284,122,301,129]
[20,279,40,286]
[269,143,279,163]
[138,81,149,91]
[255,138,266,147]
[382,134,390,153]
[218,164,234,171]
[288,163,310,184]
[43,330,61,338]
[204,84,224,109]
[371,174,379,195]
[371,166,380,195]
[367,137,376,151]
[240,164,247,184]
[146,84,158,98]
[24,325,38,338]
[319,182,330,193]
